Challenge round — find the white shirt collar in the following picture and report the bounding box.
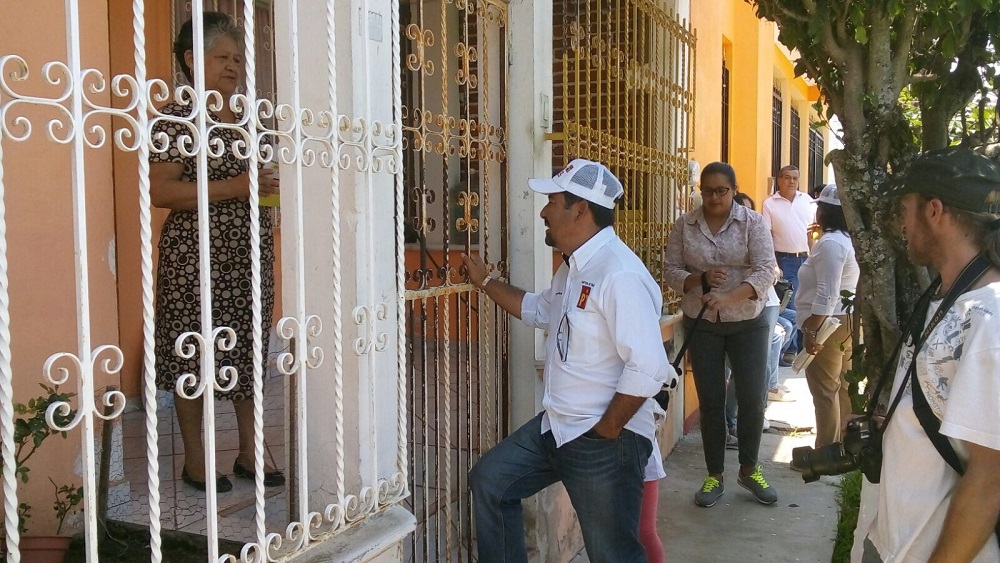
[568,226,616,270]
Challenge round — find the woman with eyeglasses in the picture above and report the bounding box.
[664,162,778,508]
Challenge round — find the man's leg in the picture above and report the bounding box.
[556,429,652,563]
[776,255,805,353]
[763,306,781,393]
[470,413,558,563]
[776,312,795,354]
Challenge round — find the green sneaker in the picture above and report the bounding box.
[738,465,778,505]
[694,476,725,507]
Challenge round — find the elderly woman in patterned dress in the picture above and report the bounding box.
[150,12,282,492]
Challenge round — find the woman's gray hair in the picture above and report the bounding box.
[173,12,243,82]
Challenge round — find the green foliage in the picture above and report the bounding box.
[833,470,863,563]
[49,478,84,536]
[3,384,79,535]
[746,0,1000,408]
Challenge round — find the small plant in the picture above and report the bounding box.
[49,477,84,535]
[2,383,79,535]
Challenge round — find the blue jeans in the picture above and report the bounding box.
[470,413,652,563]
[770,311,794,390]
[777,254,805,353]
[776,254,806,309]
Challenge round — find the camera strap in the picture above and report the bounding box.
[905,255,1000,547]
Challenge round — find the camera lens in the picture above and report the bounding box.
[792,443,858,483]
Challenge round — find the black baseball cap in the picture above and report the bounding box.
[887,147,1000,213]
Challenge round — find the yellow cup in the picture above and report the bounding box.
[259,162,279,207]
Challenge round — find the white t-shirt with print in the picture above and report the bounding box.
[865,283,1000,563]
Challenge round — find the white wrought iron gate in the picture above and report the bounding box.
[0,0,412,561]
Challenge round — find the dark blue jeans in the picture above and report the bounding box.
[470,413,652,563]
[777,254,806,353]
[687,310,770,474]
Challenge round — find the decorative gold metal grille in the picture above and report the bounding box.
[552,0,696,310]
[399,0,509,560]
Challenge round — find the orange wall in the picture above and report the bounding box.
[0,0,119,534]
[691,0,825,209]
[688,1,827,425]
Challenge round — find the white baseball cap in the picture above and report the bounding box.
[527,158,625,209]
[818,184,841,206]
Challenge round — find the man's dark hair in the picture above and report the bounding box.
[816,202,849,234]
[563,191,617,228]
[778,165,799,176]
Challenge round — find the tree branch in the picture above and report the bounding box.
[891,3,920,86]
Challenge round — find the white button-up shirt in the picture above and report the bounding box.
[520,227,673,447]
[761,191,815,254]
[794,230,859,323]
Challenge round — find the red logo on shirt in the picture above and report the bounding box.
[577,284,592,309]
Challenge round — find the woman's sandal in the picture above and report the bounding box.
[233,460,286,487]
[182,467,233,493]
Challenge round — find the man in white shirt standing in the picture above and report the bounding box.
[463,159,673,563]
[859,147,1000,562]
[762,165,814,358]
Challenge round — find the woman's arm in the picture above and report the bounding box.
[664,219,695,293]
[149,163,279,210]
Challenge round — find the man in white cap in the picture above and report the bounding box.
[463,159,672,562]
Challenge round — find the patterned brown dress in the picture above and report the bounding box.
[150,101,275,401]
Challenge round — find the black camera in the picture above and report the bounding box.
[791,417,883,484]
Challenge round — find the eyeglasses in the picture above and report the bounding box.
[556,312,571,362]
[700,186,732,198]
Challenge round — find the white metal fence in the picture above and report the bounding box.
[0,0,411,561]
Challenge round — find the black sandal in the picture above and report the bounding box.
[181,468,233,493]
[233,460,285,487]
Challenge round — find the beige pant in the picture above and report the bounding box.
[805,316,852,448]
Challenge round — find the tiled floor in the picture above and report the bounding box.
[109,378,290,545]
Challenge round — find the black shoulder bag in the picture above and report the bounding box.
[882,254,999,547]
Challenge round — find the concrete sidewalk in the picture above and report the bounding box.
[574,366,843,563]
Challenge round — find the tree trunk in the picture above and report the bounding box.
[830,142,923,406]
[921,105,953,151]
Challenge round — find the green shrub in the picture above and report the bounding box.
[832,470,863,563]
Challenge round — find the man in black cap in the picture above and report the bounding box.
[858,147,1000,562]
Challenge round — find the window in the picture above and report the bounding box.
[809,128,825,189]
[789,106,800,169]
[770,82,783,184]
[721,58,730,163]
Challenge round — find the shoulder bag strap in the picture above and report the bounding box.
[881,255,991,428]
[907,253,991,475]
